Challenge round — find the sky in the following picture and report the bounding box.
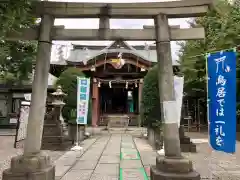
[47,0,192,62]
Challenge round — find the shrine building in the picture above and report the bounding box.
[50,40,179,126]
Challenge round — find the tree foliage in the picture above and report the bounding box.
[56,68,92,124]
[0,41,37,85]
[0,0,34,38]
[178,0,240,98]
[0,0,37,85]
[140,65,161,128]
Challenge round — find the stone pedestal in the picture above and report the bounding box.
[151,156,200,180]
[3,153,55,180]
[179,126,197,153]
[68,124,85,144]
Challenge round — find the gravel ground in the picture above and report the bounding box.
[0,135,65,180]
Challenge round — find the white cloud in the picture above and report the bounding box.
[49,0,191,62]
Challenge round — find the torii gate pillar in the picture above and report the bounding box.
[2,14,55,180]
[150,14,200,180]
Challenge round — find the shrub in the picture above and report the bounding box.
[55,67,92,124]
[140,65,162,128]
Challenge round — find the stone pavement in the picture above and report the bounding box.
[54,130,240,180]
[56,134,151,180]
[2,128,240,180]
[0,135,64,180]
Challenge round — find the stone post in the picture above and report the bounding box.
[3,14,55,180]
[99,6,110,39]
[150,13,200,180]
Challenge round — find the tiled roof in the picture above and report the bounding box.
[52,40,179,66]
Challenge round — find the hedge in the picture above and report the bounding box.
[140,65,162,128]
[55,67,92,125]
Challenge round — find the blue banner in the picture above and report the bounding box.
[76,77,90,125]
[207,51,237,153]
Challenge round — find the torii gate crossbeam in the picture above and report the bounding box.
[32,0,212,18]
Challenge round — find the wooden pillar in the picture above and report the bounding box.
[92,78,99,127]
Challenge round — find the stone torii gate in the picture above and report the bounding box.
[3,0,213,180]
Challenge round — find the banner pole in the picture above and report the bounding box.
[71,76,83,151]
[206,53,213,180]
[76,123,79,146]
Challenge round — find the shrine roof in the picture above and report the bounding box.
[51,40,179,66]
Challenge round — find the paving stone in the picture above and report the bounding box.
[121,143,135,148]
[121,141,134,144]
[85,150,103,155]
[120,160,143,169]
[121,152,140,160]
[61,170,93,180]
[99,155,120,164]
[121,168,147,180]
[94,163,119,175]
[144,166,151,177]
[60,151,78,159]
[140,155,156,166]
[104,148,120,152]
[121,148,138,152]
[55,157,76,166]
[55,165,71,178]
[139,151,157,157]
[102,151,120,156]
[72,161,98,170]
[80,154,101,160]
[91,145,106,149]
[90,173,118,180]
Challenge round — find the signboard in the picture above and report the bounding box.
[15,101,30,148]
[207,51,236,153]
[174,76,184,127]
[76,77,90,124]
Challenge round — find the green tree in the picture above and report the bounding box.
[140,65,161,128]
[0,0,37,85]
[56,68,92,124]
[179,0,240,97]
[0,41,37,85]
[0,0,34,38]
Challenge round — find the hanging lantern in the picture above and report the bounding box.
[141,67,146,72]
[135,82,138,88]
[125,81,128,89]
[98,81,101,87]
[109,81,112,88]
[90,65,96,71]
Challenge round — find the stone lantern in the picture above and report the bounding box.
[51,86,67,133]
[51,86,66,106]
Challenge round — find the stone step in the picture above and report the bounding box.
[99,115,139,126]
